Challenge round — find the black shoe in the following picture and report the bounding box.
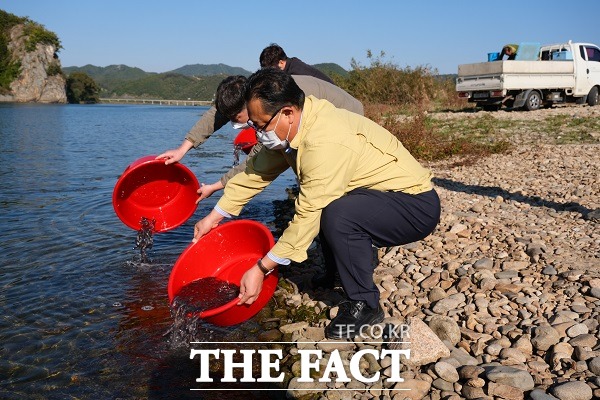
[325,300,384,340]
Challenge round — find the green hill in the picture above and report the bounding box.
[62,61,349,100]
[169,63,252,77]
[109,72,225,100]
[62,64,151,90]
[313,63,348,78]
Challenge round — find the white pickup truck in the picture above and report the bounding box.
[455,41,600,111]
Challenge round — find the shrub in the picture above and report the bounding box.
[336,50,438,110]
[338,50,507,162]
[0,15,24,92]
[23,22,62,52]
[365,103,511,162]
[66,72,99,103]
[0,34,20,91]
[46,61,63,77]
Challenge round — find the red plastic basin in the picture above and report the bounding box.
[168,220,277,326]
[233,128,257,155]
[112,155,200,232]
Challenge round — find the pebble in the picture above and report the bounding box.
[566,323,589,338]
[588,357,600,375]
[428,316,461,346]
[458,365,485,380]
[530,388,560,400]
[268,138,600,397]
[485,365,535,391]
[532,326,561,351]
[549,381,593,400]
[434,361,459,383]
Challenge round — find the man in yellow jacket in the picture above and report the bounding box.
[193,68,440,339]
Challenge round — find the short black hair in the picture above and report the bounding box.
[245,68,305,115]
[215,75,248,120]
[259,43,287,68]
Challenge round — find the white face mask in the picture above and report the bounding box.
[230,121,249,130]
[255,112,291,150]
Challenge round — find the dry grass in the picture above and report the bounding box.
[338,51,510,162]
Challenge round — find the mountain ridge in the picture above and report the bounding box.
[63,62,348,100]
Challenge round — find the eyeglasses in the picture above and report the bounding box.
[247,107,282,134]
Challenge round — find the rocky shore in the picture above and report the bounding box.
[265,106,599,400]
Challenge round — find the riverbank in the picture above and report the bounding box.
[267,106,599,399]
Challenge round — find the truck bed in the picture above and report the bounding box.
[458,60,574,76]
[456,61,576,92]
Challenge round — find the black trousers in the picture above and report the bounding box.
[319,188,440,308]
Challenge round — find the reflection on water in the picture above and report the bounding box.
[0,103,295,399]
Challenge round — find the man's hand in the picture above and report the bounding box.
[193,209,224,243]
[156,139,194,165]
[237,265,265,305]
[156,148,185,165]
[196,181,224,204]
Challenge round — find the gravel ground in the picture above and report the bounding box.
[266,105,599,400]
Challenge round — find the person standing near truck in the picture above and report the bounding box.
[500,44,519,60]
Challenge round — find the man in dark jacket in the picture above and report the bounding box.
[259,43,334,84]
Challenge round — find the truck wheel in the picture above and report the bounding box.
[587,87,599,106]
[525,91,542,111]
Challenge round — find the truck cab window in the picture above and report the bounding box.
[586,47,600,62]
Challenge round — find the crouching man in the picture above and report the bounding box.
[192,68,440,339]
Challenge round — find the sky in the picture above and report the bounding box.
[2,0,600,75]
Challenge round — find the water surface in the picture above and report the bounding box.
[0,103,294,399]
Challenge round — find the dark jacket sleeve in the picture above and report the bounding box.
[284,57,335,85]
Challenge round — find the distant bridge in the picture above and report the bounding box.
[99,98,212,106]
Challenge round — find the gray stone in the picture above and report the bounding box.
[566,323,589,338]
[549,381,593,400]
[485,365,535,391]
[495,270,519,279]
[529,388,559,400]
[589,356,600,376]
[432,293,466,314]
[542,266,558,275]
[432,377,454,391]
[568,334,597,348]
[434,361,459,383]
[532,326,561,351]
[428,315,461,346]
[474,257,494,270]
[449,347,479,366]
[589,287,600,299]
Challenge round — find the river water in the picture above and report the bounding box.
[0,103,295,399]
